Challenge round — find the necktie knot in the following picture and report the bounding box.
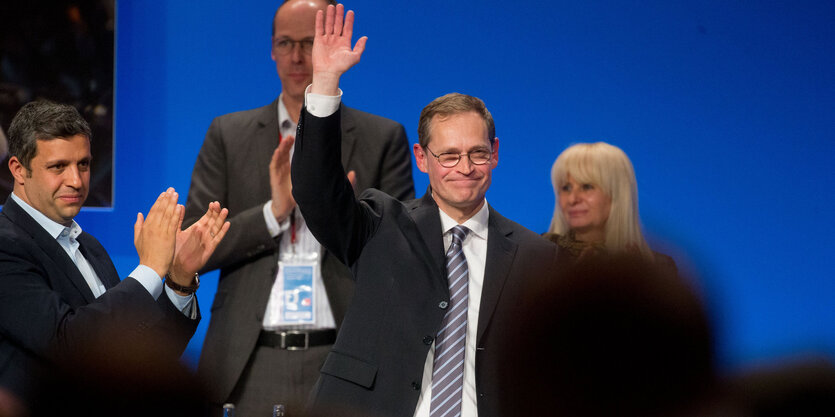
[449,225,470,248]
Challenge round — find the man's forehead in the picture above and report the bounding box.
[279,0,330,12]
[33,136,91,158]
[274,0,329,34]
[430,113,490,141]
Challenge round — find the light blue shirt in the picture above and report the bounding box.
[10,192,195,316]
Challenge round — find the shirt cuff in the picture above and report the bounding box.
[304,84,342,117]
[130,264,163,300]
[164,286,197,318]
[263,201,291,238]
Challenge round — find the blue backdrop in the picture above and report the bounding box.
[72,0,834,373]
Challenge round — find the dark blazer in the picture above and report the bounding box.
[292,107,557,417]
[184,99,414,404]
[0,196,198,402]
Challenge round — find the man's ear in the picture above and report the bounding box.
[8,156,28,185]
[490,138,499,168]
[413,143,429,173]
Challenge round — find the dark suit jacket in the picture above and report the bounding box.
[184,99,414,404]
[0,196,198,402]
[292,107,557,417]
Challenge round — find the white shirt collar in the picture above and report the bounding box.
[277,93,295,132]
[10,192,82,240]
[438,200,490,242]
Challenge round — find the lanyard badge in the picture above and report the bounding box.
[263,208,320,327]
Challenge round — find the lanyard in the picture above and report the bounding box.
[290,208,297,246]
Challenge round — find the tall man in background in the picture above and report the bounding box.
[292,5,556,416]
[184,1,414,415]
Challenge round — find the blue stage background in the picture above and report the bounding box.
[71,0,834,372]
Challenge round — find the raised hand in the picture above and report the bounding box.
[310,3,367,95]
[169,201,231,289]
[270,135,296,222]
[347,169,357,193]
[134,188,182,279]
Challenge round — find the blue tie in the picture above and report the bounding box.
[430,225,470,417]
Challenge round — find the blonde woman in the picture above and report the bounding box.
[545,142,676,273]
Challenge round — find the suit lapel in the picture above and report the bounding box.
[2,197,97,303]
[77,233,120,289]
[339,104,358,169]
[258,99,281,146]
[405,190,446,283]
[477,205,518,343]
[246,100,282,209]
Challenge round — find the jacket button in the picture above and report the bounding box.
[411,381,420,390]
[439,301,448,309]
[423,335,433,345]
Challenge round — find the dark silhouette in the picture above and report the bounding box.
[29,332,209,417]
[500,253,717,416]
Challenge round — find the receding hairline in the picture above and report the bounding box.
[272,0,335,37]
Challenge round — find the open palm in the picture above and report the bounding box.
[311,4,367,92]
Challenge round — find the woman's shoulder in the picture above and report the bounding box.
[652,251,679,278]
[542,232,561,244]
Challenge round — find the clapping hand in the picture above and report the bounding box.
[270,135,296,222]
[169,201,230,290]
[134,188,182,279]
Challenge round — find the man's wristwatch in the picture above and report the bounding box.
[164,273,200,294]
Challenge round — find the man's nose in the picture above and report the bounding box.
[291,43,304,62]
[457,155,475,173]
[65,165,82,188]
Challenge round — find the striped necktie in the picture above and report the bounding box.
[431,225,470,417]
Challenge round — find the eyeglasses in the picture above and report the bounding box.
[273,38,314,55]
[425,146,493,168]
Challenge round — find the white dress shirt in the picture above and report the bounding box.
[305,88,488,416]
[261,94,337,330]
[413,203,489,417]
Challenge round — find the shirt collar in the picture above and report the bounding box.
[438,200,490,241]
[10,192,82,240]
[277,93,295,132]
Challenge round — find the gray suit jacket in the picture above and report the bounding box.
[184,99,414,404]
[292,107,557,417]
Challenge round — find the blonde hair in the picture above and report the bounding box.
[548,142,651,258]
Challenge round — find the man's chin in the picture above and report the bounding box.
[449,196,486,211]
[283,81,311,97]
[60,206,84,221]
